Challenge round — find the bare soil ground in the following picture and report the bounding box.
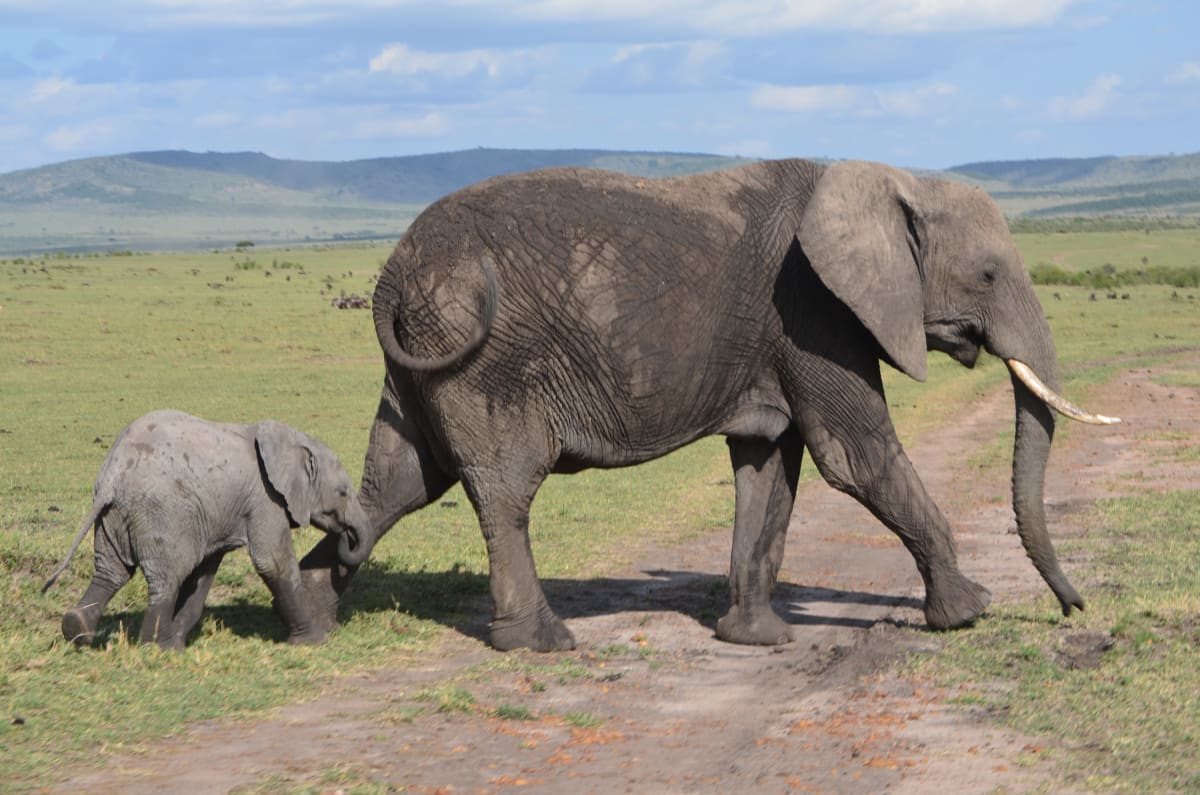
[55,352,1200,794]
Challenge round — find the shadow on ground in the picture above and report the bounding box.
[84,563,925,649]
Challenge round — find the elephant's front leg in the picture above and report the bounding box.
[797,364,991,630]
[250,528,327,645]
[717,428,803,645]
[168,551,225,646]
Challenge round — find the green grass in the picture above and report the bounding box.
[414,685,477,715]
[1016,228,1200,280]
[1,230,1198,790]
[564,710,603,728]
[910,492,1200,792]
[492,703,536,721]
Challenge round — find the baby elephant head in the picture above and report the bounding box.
[255,420,372,566]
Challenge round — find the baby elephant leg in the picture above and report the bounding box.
[167,552,225,647]
[62,528,134,645]
[63,574,131,646]
[249,528,327,645]
[141,576,185,650]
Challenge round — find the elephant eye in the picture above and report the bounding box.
[981,266,997,285]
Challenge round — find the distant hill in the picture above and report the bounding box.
[949,153,1200,187]
[947,153,1200,218]
[2,147,1199,255]
[0,149,749,254]
[125,148,751,205]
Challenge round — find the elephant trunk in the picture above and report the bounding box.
[1008,365,1084,616]
[335,497,375,567]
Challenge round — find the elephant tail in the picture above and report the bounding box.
[372,256,498,373]
[41,496,110,593]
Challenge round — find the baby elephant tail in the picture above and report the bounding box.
[42,497,110,593]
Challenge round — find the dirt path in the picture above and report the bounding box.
[55,353,1200,794]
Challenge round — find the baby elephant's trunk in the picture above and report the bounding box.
[336,499,375,567]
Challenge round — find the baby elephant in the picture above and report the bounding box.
[42,410,371,649]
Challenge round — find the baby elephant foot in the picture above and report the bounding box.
[490,607,576,652]
[61,608,96,646]
[924,573,992,630]
[716,604,795,646]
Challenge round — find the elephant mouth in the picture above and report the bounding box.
[926,323,982,368]
[1006,359,1121,425]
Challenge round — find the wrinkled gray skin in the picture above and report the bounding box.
[300,159,1085,652]
[43,410,370,649]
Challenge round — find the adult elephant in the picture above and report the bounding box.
[306,159,1116,651]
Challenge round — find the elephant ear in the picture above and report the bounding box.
[255,420,318,527]
[797,160,928,382]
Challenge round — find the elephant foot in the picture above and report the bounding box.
[286,626,329,646]
[61,609,95,646]
[924,573,992,630]
[716,604,795,646]
[298,567,344,634]
[156,634,187,651]
[490,608,576,652]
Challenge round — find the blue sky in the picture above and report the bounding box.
[0,1,1197,174]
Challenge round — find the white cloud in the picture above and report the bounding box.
[195,111,239,129]
[525,0,1079,35]
[1048,73,1121,120]
[370,44,507,79]
[352,112,450,140]
[1167,61,1200,84]
[877,82,957,116]
[31,77,75,103]
[751,84,861,113]
[46,119,117,153]
[587,40,729,93]
[4,0,1082,36]
[751,81,957,117]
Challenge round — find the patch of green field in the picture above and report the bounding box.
[1016,227,1200,281]
[1157,370,1200,388]
[910,491,1200,793]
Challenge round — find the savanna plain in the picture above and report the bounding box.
[2,228,1200,793]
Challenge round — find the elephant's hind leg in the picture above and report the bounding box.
[62,525,134,646]
[460,445,574,652]
[717,429,803,645]
[141,578,185,649]
[63,571,132,646]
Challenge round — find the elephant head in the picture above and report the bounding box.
[797,160,1117,616]
[255,421,373,566]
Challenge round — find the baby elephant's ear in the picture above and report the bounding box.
[255,420,317,527]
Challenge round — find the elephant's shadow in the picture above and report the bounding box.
[92,565,925,647]
[95,598,297,646]
[338,564,927,645]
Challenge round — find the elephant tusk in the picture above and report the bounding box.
[1006,359,1121,425]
